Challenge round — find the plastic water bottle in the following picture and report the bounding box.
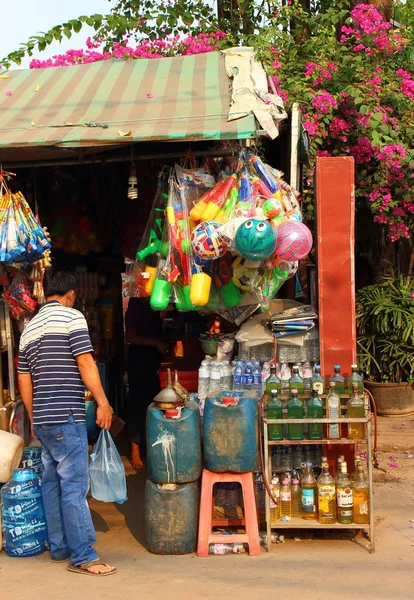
[243,361,254,391]
[209,543,246,555]
[209,361,222,394]
[261,362,271,393]
[280,363,292,392]
[301,361,313,393]
[252,361,262,396]
[220,361,233,392]
[233,361,244,391]
[198,360,211,401]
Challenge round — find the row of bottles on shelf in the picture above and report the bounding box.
[266,384,366,441]
[197,359,364,404]
[264,363,364,396]
[268,457,369,525]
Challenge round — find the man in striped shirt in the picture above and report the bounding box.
[18,269,116,577]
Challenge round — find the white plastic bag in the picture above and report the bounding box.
[89,430,127,504]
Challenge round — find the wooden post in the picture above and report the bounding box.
[316,157,356,378]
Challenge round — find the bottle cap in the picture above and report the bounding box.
[165,409,179,418]
[334,365,340,369]
[351,364,358,369]
[292,478,299,484]
[222,396,237,405]
[291,388,298,394]
[306,462,312,467]
[282,478,289,485]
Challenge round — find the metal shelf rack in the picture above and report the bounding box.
[262,402,375,554]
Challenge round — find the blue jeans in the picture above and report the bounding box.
[34,414,99,566]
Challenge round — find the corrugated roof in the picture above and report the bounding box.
[0,53,257,150]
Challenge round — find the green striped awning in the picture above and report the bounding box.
[0,53,257,149]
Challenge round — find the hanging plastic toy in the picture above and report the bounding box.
[274,220,313,261]
[190,221,227,260]
[234,219,277,261]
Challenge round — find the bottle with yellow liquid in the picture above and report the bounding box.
[317,465,336,524]
[336,462,353,524]
[347,384,365,439]
[269,476,280,525]
[335,455,345,482]
[280,478,292,518]
[353,465,370,524]
[301,462,317,520]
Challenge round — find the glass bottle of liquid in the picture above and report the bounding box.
[347,364,364,394]
[301,462,317,520]
[326,382,341,440]
[280,363,292,393]
[350,457,363,483]
[334,455,345,482]
[265,366,282,395]
[280,478,292,518]
[353,465,370,524]
[269,476,280,525]
[267,389,283,441]
[301,361,313,394]
[347,384,365,440]
[321,454,328,470]
[291,475,302,518]
[307,390,324,440]
[336,462,353,524]
[289,366,304,394]
[312,365,326,396]
[287,389,304,441]
[317,465,336,524]
[329,365,345,395]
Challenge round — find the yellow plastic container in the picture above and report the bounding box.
[144,265,157,296]
[190,272,211,306]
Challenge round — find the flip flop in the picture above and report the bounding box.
[51,555,71,563]
[67,558,116,577]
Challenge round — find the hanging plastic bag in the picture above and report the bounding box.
[89,429,127,504]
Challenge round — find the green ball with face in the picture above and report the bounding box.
[235,219,277,261]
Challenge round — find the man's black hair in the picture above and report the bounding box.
[43,268,77,298]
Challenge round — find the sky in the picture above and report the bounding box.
[1,0,111,68]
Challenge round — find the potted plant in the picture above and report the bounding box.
[356,271,414,416]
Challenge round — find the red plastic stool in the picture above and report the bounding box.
[197,469,261,556]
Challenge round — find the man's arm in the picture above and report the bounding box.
[17,373,33,422]
[75,353,113,430]
[125,330,166,354]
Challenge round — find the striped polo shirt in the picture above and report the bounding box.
[18,300,93,425]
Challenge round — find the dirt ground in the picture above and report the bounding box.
[1,415,414,600]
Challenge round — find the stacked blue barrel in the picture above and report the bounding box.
[145,370,202,554]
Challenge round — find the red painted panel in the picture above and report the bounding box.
[316,157,356,379]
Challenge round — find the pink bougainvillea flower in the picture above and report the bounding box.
[5,90,12,96]
[146,93,153,99]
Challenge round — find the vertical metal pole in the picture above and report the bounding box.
[366,417,375,553]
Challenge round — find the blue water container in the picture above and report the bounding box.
[203,391,259,473]
[146,399,201,484]
[85,399,98,442]
[144,479,199,554]
[20,447,43,479]
[1,468,48,557]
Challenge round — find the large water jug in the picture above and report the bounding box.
[20,447,43,479]
[1,468,48,557]
[203,391,258,473]
[144,479,199,554]
[146,399,201,484]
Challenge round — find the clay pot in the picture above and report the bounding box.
[364,381,414,416]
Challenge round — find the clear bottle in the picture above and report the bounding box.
[280,363,291,392]
[220,361,233,392]
[289,366,304,394]
[347,364,364,394]
[209,543,245,555]
[326,382,341,440]
[269,476,280,525]
[336,462,353,524]
[301,361,313,393]
[317,465,336,524]
[312,365,326,396]
[329,365,345,395]
[350,457,363,483]
[267,389,283,441]
[353,465,370,524]
[253,361,262,396]
[287,389,304,441]
[347,384,365,439]
[209,361,222,394]
[233,361,244,391]
[261,362,271,393]
[280,478,292,518]
[335,455,345,482]
[197,360,210,400]
[291,475,302,518]
[265,366,282,395]
[321,454,328,470]
[243,361,254,391]
[307,390,324,440]
[301,462,317,520]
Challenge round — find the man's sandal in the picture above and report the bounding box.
[67,558,116,576]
